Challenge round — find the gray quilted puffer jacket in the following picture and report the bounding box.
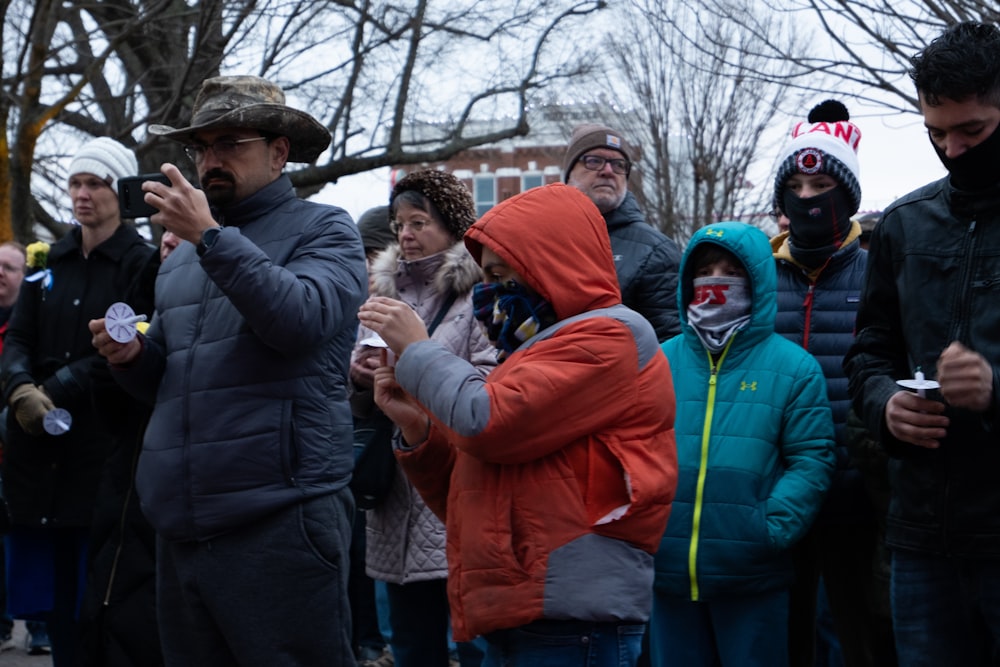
[358,242,496,583]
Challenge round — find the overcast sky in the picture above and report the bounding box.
[317,105,946,224]
[854,108,945,213]
[314,4,950,225]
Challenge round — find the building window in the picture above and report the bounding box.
[521,173,543,192]
[474,175,496,216]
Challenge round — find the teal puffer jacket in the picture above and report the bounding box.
[657,221,835,600]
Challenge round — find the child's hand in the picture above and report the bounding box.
[358,297,429,358]
[372,360,428,445]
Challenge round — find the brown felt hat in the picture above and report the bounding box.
[148,75,331,163]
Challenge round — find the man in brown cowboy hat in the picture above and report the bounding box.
[89,75,368,666]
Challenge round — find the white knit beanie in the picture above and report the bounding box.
[67,137,138,189]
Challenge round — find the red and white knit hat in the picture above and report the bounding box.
[773,100,862,215]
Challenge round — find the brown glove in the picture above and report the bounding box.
[9,384,55,437]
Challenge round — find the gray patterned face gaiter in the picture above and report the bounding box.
[687,276,752,354]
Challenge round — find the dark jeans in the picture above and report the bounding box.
[891,549,1000,667]
[0,540,12,638]
[156,490,356,667]
[349,506,384,655]
[6,525,88,667]
[483,620,644,667]
[386,578,452,667]
[650,588,788,667]
[814,581,844,667]
[789,522,896,667]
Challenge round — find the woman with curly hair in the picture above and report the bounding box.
[350,170,496,667]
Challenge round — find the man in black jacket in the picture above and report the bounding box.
[844,21,1000,666]
[563,124,681,341]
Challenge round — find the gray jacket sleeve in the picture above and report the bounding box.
[394,340,492,437]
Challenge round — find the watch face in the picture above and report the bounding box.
[198,227,221,256]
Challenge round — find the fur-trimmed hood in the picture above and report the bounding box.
[369,241,482,299]
[361,238,496,587]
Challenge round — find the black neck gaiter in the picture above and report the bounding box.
[933,122,1000,192]
[783,185,853,269]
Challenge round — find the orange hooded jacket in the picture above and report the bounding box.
[394,183,677,640]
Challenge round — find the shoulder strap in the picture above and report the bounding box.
[426,291,459,336]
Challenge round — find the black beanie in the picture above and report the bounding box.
[356,205,394,253]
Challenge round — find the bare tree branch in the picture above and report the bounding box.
[703,0,1000,116]
[585,0,798,242]
[1,0,604,242]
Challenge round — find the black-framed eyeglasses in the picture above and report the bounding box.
[183,136,268,163]
[578,154,631,176]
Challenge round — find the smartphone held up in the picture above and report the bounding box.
[118,173,170,219]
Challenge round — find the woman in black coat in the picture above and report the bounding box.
[0,137,159,667]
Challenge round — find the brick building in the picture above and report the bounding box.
[391,106,633,216]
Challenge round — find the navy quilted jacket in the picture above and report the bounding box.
[113,176,367,541]
[772,229,871,524]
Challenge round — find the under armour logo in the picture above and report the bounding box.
[740,381,757,391]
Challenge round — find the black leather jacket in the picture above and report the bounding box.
[844,176,1000,556]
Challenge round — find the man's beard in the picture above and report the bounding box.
[586,183,625,214]
[201,169,237,206]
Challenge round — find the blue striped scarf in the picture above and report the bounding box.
[472,280,557,362]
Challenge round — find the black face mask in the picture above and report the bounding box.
[932,121,1000,192]
[783,185,853,269]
